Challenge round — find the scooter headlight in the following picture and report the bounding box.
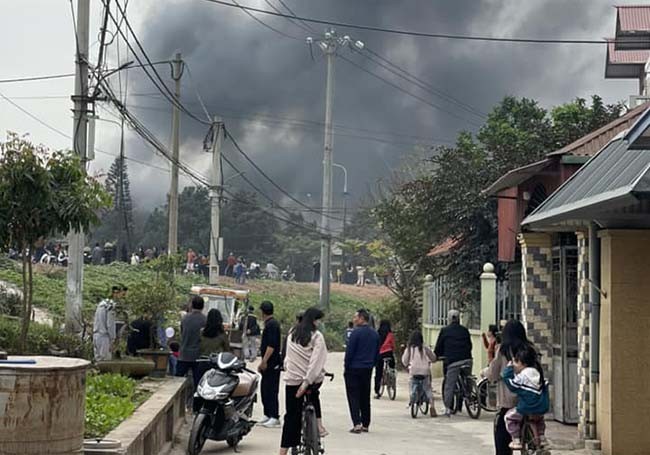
[197,382,229,400]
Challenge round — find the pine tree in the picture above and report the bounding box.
[103,156,134,260]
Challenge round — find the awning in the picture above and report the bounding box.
[484,159,553,196]
[523,108,650,230]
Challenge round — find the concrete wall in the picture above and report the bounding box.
[104,377,189,455]
[422,324,485,378]
[598,230,650,455]
[575,232,591,437]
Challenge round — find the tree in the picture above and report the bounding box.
[375,94,625,327]
[178,186,210,253]
[0,134,110,351]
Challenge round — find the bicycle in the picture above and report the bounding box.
[378,357,397,400]
[441,361,481,419]
[409,374,430,418]
[476,376,498,412]
[518,415,550,455]
[291,373,334,455]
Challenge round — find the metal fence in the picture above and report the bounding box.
[425,275,455,326]
[496,266,522,323]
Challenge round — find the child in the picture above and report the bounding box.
[401,330,437,417]
[502,344,549,449]
[168,341,180,376]
[482,324,500,364]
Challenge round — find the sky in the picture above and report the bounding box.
[0,0,641,221]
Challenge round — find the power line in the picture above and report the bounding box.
[225,128,345,221]
[263,0,312,34]
[0,73,75,84]
[231,0,301,40]
[340,54,483,128]
[200,0,622,45]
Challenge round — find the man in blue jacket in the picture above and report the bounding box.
[344,308,380,434]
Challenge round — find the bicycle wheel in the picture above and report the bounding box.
[418,393,429,416]
[449,379,462,415]
[378,369,386,398]
[520,422,538,455]
[387,369,397,401]
[464,377,482,419]
[303,406,320,455]
[410,400,419,419]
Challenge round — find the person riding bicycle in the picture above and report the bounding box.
[502,344,549,450]
[434,309,473,417]
[374,319,396,399]
[401,330,437,417]
[279,307,329,455]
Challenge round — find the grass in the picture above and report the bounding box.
[0,259,395,350]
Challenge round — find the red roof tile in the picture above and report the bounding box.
[607,39,650,64]
[617,5,650,33]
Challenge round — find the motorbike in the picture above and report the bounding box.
[188,352,259,454]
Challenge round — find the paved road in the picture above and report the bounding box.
[170,352,589,455]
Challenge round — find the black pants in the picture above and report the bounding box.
[345,368,373,427]
[374,352,395,395]
[261,366,281,419]
[176,360,201,389]
[494,408,513,455]
[280,383,322,449]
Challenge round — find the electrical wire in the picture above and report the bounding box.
[275,0,315,33]
[263,0,312,34]
[184,62,212,122]
[359,47,488,119]
[340,54,483,128]
[230,0,302,40]
[0,74,75,84]
[200,0,630,45]
[225,128,345,221]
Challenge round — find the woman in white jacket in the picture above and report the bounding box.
[401,330,437,417]
[279,307,328,455]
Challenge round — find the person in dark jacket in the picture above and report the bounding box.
[258,301,282,428]
[434,309,473,416]
[344,308,380,433]
[176,296,207,388]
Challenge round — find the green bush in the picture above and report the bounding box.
[85,373,138,438]
[0,318,92,358]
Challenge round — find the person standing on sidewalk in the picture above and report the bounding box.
[176,296,207,389]
[344,308,380,434]
[258,300,282,428]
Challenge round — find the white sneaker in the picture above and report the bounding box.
[258,415,270,425]
[261,417,281,428]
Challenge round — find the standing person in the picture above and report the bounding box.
[186,248,197,274]
[312,261,320,283]
[355,266,366,287]
[91,242,103,265]
[279,307,329,455]
[434,309,473,417]
[344,321,354,347]
[176,296,207,388]
[258,300,282,428]
[402,330,438,417]
[200,308,230,356]
[482,324,500,364]
[502,344,549,449]
[344,309,380,434]
[482,320,534,455]
[92,286,121,361]
[240,305,261,361]
[226,253,237,277]
[374,320,396,399]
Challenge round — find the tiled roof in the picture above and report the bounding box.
[607,39,650,64]
[547,101,650,157]
[617,5,650,33]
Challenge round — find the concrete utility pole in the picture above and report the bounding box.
[332,162,348,238]
[65,0,90,334]
[168,52,183,255]
[208,117,224,285]
[308,30,364,310]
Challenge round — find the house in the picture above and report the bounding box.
[521,107,650,455]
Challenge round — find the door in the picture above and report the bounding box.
[551,246,579,424]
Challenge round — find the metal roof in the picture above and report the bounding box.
[483,159,552,196]
[523,108,650,229]
[617,5,650,33]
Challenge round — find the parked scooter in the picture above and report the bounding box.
[188,352,259,454]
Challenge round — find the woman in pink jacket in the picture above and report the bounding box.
[401,330,438,417]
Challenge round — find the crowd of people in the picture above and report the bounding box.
[90,277,547,455]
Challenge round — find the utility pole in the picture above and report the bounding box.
[333,162,348,238]
[65,0,90,333]
[208,117,224,285]
[308,30,364,311]
[168,52,183,255]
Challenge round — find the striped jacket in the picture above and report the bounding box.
[502,365,549,415]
